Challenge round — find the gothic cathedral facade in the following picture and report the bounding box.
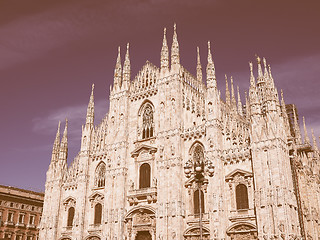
[39,25,320,240]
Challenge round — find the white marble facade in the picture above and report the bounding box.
[39,25,320,240]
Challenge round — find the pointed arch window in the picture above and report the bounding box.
[94,203,102,225]
[139,163,151,189]
[236,184,249,210]
[67,207,75,227]
[142,105,154,139]
[95,162,106,188]
[194,189,205,215]
[193,145,204,165]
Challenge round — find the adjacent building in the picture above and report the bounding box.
[0,185,44,240]
[39,25,320,240]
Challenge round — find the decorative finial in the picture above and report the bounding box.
[174,23,176,32]
[91,84,95,93]
[164,27,166,36]
[208,41,211,51]
[256,55,261,64]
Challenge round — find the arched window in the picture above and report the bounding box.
[193,145,204,165]
[194,189,205,215]
[67,207,75,227]
[142,105,154,139]
[236,184,249,210]
[95,162,106,188]
[94,203,102,225]
[139,163,151,189]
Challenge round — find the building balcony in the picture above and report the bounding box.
[3,221,14,227]
[127,187,157,205]
[229,208,256,222]
[15,222,26,228]
[27,224,36,229]
[88,223,102,234]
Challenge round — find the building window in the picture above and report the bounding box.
[29,215,35,225]
[236,184,249,210]
[7,212,13,222]
[67,207,75,227]
[16,235,22,240]
[139,163,151,189]
[194,189,205,215]
[5,233,11,239]
[21,204,24,209]
[94,203,102,225]
[10,202,14,208]
[142,104,154,139]
[94,162,106,188]
[18,213,25,223]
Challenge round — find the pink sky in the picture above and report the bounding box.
[0,0,319,191]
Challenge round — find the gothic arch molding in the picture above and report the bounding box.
[137,99,155,117]
[183,226,210,239]
[88,192,104,207]
[226,222,257,239]
[63,196,76,210]
[84,234,101,240]
[188,141,205,156]
[125,205,156,219]
[59,237,72,240]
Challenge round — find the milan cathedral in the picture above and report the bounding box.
[40,25,320,240]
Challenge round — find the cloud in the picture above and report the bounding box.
[32,99,108,138]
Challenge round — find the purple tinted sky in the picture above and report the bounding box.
[0,0,319,191]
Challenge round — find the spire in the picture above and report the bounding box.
[263,57,269,79]
[311,129,319,152]
[160,28,169,71]
[225,74,230,106]
[230,76,236,110]
[122,43,131,87]
[237,86,243,115]
[59,119,68,163]
[61,119,68,145]
[293,106,302,144]
[86,84,95,127]
[206,41,216,88]
[257,55,263,78]
[51,121,61,162]
[268,64,275,89]
[171,23,180,67]
[54,121,61,149]
[114,46,122,90]
[245,91,250,118]
[249,62,255,87]
[303,117,310,145]
[196,47,202,82]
